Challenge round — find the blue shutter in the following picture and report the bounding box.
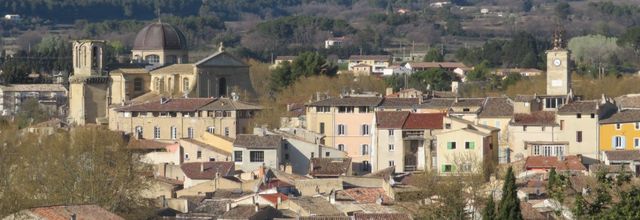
[612,137,616,149]
[622,137,627,149]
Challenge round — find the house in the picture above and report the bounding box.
[325,36,348,49]
[219,204,280,220]
[232,193,288,208]
[382,65,412,76]
[601,150,640,176]
[0,84,68,116]
[372,111,444,173]
[436,116,499,175]
[180,161,235,188]
[351,63,373,76]
[127,138,180,164]
[508,111,560,162]
[477,97,514,163]
[179,138,231,163]
[233,134,283,172]
[3,14,21,21]
[404,62,468,73]
[110,97,261,140]
[309,157,352,178]
[599,109,640,152]
[448,98,485,121]
[141,176,183,199]
[305,94,383,174]
[348,55,391,75]
[3,205,124,220]
[274,56,297,66]
[556,100,615,163]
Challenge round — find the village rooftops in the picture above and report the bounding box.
[378,98,420,108]
[220,205,279,219]
[288,196,345,216]
[353,213,412,220]
[615,94,640,109]
[514,95,538,102]
[127,138,170,150]
[307,96,383,107]
[150,63,194,74]
[418,98,456,108]
[116,97,214,112]
[233,134,282,149]
[338,187,393,204]
[198,97,262,111]
[451,98,485,107]
[0,84,67,92]
[478,97,514,118]
[403,113,445,129]
[599,109,640,124]
[310,157,352,177]
[511,111,557,126]
[524,155,586,172]
[604,150,640,161]
[180,161,234,180]
[348,55,391,61]
[407,61,467,69]
[6,204,124,220]
[557,100,598,114]
[375,111,410,129]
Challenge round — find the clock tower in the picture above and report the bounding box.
[546,29,570,96]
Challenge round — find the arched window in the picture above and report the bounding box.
[145,55,160,64]
[183,78,190,93]
[134,78,143,92]
[218,77,227,97]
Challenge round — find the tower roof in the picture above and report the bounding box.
[133,21,187,50]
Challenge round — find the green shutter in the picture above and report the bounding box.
[451,165,456,172]
[470,142,475,149]
[447,142,452,149]
[442,165,447,172]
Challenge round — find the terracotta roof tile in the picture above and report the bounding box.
[511,112,556,126]
[520,202,546,220]
[604,150,640,161]
[524,156,586,171]
[402,113,444,129]
[308,96,383,107]
[479,97,514,118]
[259,193,289,205]
[375,111,410,129]
[310,158,352,177]
[557,100,598,114]
[419,98,455,108]
[233,134,282,149]
[27,205,124,220]
[599,110,640,124]
[354,213,412,220]
[180,162,234,180]
[260,179,294,191]
[339,187,393,204]
[116,97,214,112]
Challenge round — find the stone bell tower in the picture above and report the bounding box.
[546,27,571,96]
[68,40,110,125]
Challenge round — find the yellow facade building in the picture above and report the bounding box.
[599,110,640,151]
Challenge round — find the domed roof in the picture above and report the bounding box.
[133,21,187,51]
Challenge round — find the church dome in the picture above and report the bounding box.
[133,22,187,50]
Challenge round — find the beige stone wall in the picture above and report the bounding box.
[179,139,231,163]
[436,129,488,175]
[546,50,570,95]
[556,114,599,161]
[68,82,108,125]
[141,181,175,199]
[305,106,335,146]
[373,128,405,172]
[151,73,195,95]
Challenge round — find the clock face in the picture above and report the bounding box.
[553,58,561,66]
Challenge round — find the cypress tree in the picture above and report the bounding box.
[497,166,523,220]
[483,194,496,220]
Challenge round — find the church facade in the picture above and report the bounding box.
[68,21,256,126]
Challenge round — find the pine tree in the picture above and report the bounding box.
[483,194,496,220]
[497,166,523,220]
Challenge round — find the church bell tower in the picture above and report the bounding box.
[68,40,110,125]
[546,28,571,96]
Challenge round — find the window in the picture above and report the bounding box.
[523,126,527,131]
[135,126,143,138]
[207,127,215,134]
[533,145,540,155]
[284,153,289,160]
[616,123,622,130]
[389,160,395,167]
[465,142,475,149]
[463,108,470,112]
[576,131,582,143]
[316,106,330,112]
[183,78,190,92]
[319,123,325,134]
[443,164,453,172]
[461,163,472,172]
[311,152,315,158]
[577,113,582,118]
[170,126,177,140]
[338,106,354,113]
[560,120,564,130]
[445,123,451,129]
[145,54,160,64]
[224,127,230,137]
[361,144,369,155]
[187,127,194,139]
[447,142,456,149]
[184,153,189,160]
[389,144,395,151]
[209,157,215,162]
[541,126,546,131]
[388,129,394,136]
[362,161,370,171]
[361,124,370,136]
[337,124,346,135]
[358,106,371,113]
[234,151,243,162]
[134,78,143,91]
[636,122,640,130]
[338,144,345,151]
[154,127,161,139]
[250,151,264,162]
[635,138,640,148]
[197,150,202,159]
[325,152,330,157]
[613,136,625,149]
[591,113,595,118]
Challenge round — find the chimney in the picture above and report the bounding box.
[254,203,259,212]
[329,190,336,204]
[226,203,232,212]
[375,194,383,205]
